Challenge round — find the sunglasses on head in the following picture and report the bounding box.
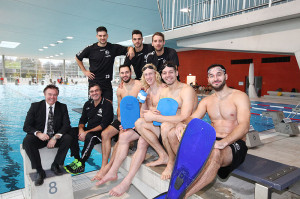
[142,65,154,72]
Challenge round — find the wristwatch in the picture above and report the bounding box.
[52,136,57,140]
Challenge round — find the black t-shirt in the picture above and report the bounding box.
[79,98,113,131]
[123,44,154,80]
[76,42,128,82]
[146,47,179,72]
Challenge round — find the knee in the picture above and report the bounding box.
[137,138,148,150]
[210,149,221,165]
[101,130,110,141]
[161,122,173,135]
[118,132,130,144]
[61,134,72,145]
[167,130,176,142]
[135,118,145,130]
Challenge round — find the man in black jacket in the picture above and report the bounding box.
[65,83,113,174]
[23,84,72,186]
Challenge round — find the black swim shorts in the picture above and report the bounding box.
[217,137,248,179]
[110,119,121,131]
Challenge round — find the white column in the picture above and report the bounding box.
[248,63,258,98]
[2,55,5,77]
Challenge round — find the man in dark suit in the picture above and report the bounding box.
[23,84,72,186]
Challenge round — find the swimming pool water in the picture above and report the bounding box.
[0,84,118,194]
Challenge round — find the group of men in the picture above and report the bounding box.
[22,26,250,198]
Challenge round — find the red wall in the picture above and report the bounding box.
[177,50,300,96]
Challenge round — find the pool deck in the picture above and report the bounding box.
[1,97,300,199]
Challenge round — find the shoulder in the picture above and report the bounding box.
[103,98,113,107]
[134,79,142,87]
[56,101,67,108]
[231,89,250,105]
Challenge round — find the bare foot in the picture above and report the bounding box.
[161,163,173,180]
[95,172,118,186]
[109,181,131,197]
[91,165,110,181]
[146,155,169,167]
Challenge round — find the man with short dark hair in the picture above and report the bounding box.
[169,64,250,198]
[76,26,135,100]
[91,64,142,181]
[65,83,113,174]
[23,84,72,186]
[146,32,179,73]
[123,30,154,80]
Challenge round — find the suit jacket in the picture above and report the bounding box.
[23,100,71,135]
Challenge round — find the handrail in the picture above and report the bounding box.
[157,0,293,31]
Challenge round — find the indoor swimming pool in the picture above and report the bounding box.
[0,84,299,194]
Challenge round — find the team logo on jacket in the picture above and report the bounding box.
[97,108,103,117]
[105,50,111,58]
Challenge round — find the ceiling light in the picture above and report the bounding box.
[46,57,49,59]
[66,36,73,39]
[55,54,59,56]
[57,40,63,43]
[38,49,44,51]
[43,46,48,49]
[50,56,53,58]
[180,8,190,13]
[59,53,64,55]
[50,44,56,47]
[0,41,21,48]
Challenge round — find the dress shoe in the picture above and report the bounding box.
[51,163,63,176]
[35,170,46,186]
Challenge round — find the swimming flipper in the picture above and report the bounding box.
[154,118,216,199]
[153,98,178,126]
[120,96,140,129]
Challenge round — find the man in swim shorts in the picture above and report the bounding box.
[139,61,198,180]
[91,64,142,180]
[169,64,250,198]
[95,64,165,196]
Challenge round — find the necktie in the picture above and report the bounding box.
[47,106,54,138]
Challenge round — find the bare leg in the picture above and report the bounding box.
[101,126,119,169]
[92,142,118,181]
[109,137,149,196]
[135,118,168,167]
[168,127,180,155]
[160,123,176,180]
[184,147,232,198]
[96,130,140,186]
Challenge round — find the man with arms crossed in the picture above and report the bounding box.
[65,83,113,174]
[95,64,164,196]
[23,84,72,186]
[169,64,250,198]
[123,30,153,80]
[140,61,197,180]
[92,64,142,180]
[76,26,134,101]
[146,32,179,73]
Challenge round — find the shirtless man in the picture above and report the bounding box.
[92,64,141,180]
[140,61,198,180]
[95,64,164,197]
[169,64,250,198]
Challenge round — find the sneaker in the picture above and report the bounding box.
[67,161,85,174]
[64,159,78,172]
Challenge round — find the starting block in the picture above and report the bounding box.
[262,111,299,136]
[246,125,263,148]
[20,144,74,199]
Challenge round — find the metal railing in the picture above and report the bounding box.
[157,0,293,30]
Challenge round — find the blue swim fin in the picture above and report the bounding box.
[153,98,178,126]
[120,96,140,129]
[153,118,216,199]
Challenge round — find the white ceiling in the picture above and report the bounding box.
[0,0,163,60]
